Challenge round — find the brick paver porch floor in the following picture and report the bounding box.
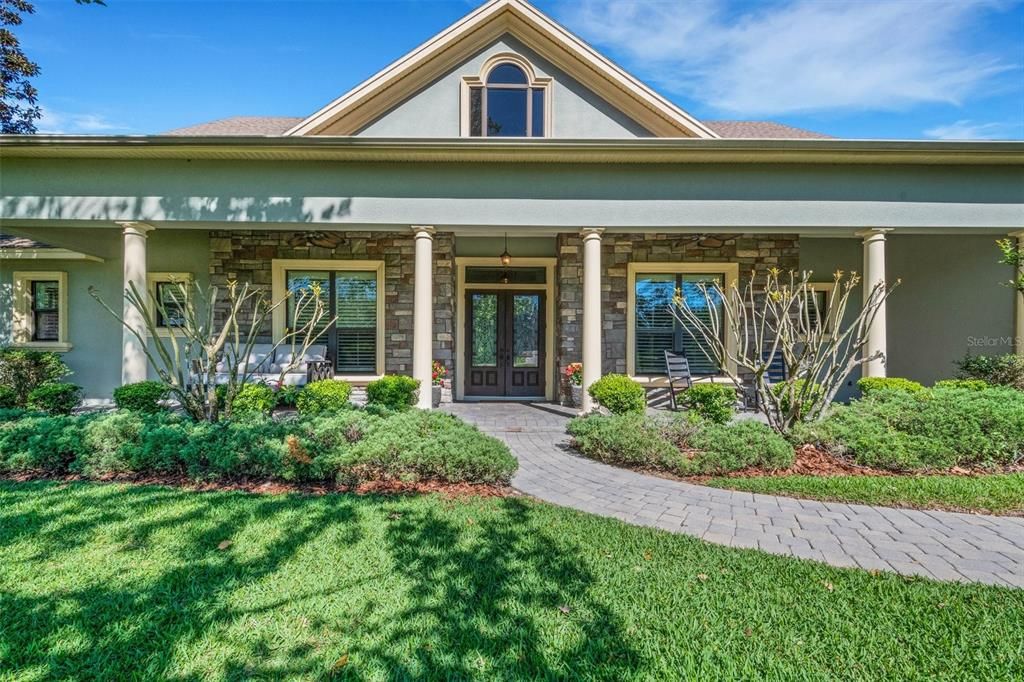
[444,401,1024,587]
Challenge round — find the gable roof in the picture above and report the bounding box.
[286,0,717,139]
[161,116,831,139]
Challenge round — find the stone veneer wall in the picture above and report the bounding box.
[208,230,455,377]
[555,233,800,402]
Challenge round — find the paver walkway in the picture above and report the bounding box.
[445,402,1024,587]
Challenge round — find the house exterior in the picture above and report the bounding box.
[1,0,1022,409]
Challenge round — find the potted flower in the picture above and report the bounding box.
[564,362,583,407]
[431,360,447,408]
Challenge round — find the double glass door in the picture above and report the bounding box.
[465,291,545,397]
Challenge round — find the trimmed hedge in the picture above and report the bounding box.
[27,383,81,415]
[295,379,352,414]
[0,407,516,485]
[680,384,736,424]
[568,413,793,476]
[794,386,1024,471]
[588,374,646,415]
[366,375,419,411]
[113,381,168,414]
[231,383,277,418]
[857,377,925,395]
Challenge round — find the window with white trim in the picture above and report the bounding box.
[634,271,726,376]
[148,273,193,330]
[463,55,550,138]
[11,271,70,350]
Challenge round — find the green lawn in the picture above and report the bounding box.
[704,473,1024,515]
[1,482,1022,680]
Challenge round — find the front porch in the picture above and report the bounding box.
[5,224,1021,404]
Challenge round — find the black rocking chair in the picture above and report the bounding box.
[664,351,695,411]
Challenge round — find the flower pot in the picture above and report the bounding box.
[570,384,583,408]
[432,385,442,408]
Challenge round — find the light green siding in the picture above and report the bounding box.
[356,34,653,139]
[801,235,1015,397]
[0,229,210,400]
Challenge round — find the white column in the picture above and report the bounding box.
[857,228,891,378]
[412,226,435,409]
[118,222,154,385]
[1013,231,1024,356]
[580,228,604,412]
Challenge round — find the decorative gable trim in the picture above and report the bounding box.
[285,0,717,139]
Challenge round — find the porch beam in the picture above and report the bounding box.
[857,228,892,378]
[412,225,435,409]
[117,221,154,385]
[580,228,604,412]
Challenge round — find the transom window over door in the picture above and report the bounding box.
[286,269,379,374]
[465,55,550,138]
[633,271,727,376]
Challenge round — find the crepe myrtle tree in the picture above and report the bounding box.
[671,268,898,434]
[91,279,334,422]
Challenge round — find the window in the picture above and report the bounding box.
[803,283,837,335]
[11,271,69,350]
[627,264,739,378]
[464,56,549,138]
[274,260,382,376]
[148,273,193,333]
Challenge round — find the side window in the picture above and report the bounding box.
[12,271,70,350]
[148,273,193,331]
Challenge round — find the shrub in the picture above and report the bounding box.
[771,379,824,422]
[295,380,352,414]
[0,414,88,473]
[113,381,168,413]
[78,410,146,475]
[27,383,81,415]
[0,348,71,406]
[0,386,18,410]
[275,384,302,408]
[180,419,288,478]
[934,379,989,391]
[955,353,1024,391]
[568,413,678,468]
[857,377,925,395]
[588,374,646,415]
[797,386,1024,471]
[680,383,736,424]
[687,420,794,475]
[341,410,516,484]
[231,383,277,418]
[366,375,419,411]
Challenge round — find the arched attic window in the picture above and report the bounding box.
[465,57,549,137]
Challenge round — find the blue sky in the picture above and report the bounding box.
[20,0,1024,139]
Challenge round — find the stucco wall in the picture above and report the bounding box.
[207,230,456,377]
[5,157,1021,232]
[0,229,210,400]
[355,34,653,139]
[801,235,1016,392]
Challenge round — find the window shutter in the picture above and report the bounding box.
[677,277,723,375]
[335,271,377,373]
[634,274,676,374]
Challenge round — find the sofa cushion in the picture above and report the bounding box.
[277,344,327,366]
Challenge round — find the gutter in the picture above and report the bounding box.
[2,135,1023,165]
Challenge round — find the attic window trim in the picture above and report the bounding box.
[461,52,552,138]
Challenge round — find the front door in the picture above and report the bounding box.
[465,291,545,398]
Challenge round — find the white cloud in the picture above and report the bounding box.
[560,0,1014,116]
[37,106,130,134]
[924,119,1021,139]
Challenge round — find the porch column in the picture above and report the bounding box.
[118,221,154,385]
[1013,231,1024,356]
[580,228,604,412]
[412,226,435,409]
[857,228,891,378]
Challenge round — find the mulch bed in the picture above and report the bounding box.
[1,472,515,499]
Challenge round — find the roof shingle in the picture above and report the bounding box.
[0,234,53,250]
[161,116,832,139]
